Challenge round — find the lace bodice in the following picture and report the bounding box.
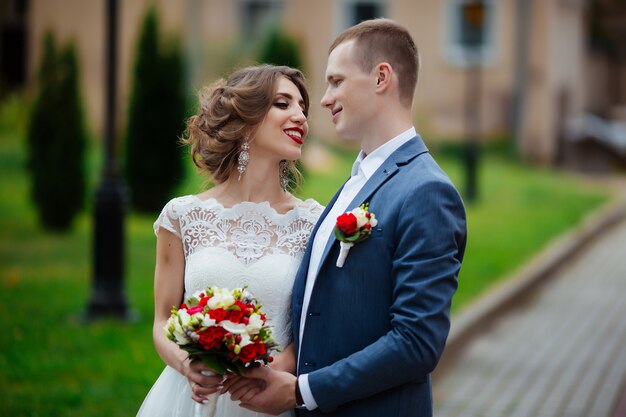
[154,195,323,348]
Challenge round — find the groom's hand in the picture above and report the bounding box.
[221,374,266,403]
[236,366,298,415]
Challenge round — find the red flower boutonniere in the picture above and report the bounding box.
[333,203,378,268]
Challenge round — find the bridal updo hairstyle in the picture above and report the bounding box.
[184,65,309,186]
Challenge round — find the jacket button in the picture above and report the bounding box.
[307,312,320,317]
[304,361,316,367]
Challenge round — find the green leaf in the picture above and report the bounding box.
[334,227,347,241]
[345,231,362,242]
[199,354,230,375]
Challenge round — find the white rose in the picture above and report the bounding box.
[178,309,192,326]
[351,207,377,229]
[172,316,191,345]
[207,288,235,309]
[238,333,253,348]
[191,289,205,300]
[201,315,216,328]
[241,289,254,303]
[369,214,378,227]
[246,313,264,335]
[220,320,248,335]
[351,208,368,228]
[190,312,204,327]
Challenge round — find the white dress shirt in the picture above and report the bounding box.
[297,127,417,410]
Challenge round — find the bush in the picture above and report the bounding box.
[257,27,304,71]
[26,32,87,231]
[124,7,186,213]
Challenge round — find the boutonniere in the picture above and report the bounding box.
[333,203,378,268]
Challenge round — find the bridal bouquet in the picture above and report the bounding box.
[164,286,277,375]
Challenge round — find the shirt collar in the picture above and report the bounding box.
[351,127,417,179]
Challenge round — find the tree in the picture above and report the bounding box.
[124,7,185,213]
[257,27,304,71]
[27,32,87,231]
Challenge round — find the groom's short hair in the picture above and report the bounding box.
[330,18,419,107]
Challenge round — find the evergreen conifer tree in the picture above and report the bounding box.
[124,7,185,213]
[257,27,304,70]
[27,32,87,231]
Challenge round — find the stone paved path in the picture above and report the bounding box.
[434,219,626,417]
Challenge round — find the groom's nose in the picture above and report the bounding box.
[320,87,334,109]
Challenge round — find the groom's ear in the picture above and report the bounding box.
[374,63,393,93]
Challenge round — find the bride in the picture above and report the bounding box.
[136,65,323,417]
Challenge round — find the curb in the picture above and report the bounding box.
[434,192,626,380]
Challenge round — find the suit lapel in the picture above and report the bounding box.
[315,136,429,274]
[293,180,347,303]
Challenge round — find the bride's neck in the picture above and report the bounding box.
[211,160,289,206]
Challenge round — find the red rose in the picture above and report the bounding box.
[228,309,244,323]
[198,326,227,350]
[238,343,262,363]
[199,296,211,307]
[336,213,358,235]
[208,308,228,323]
[234,301,248,311]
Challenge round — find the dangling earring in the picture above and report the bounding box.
[279,160,289,192]
[237,138,250,181]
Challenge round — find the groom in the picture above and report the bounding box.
[234,18,466,416]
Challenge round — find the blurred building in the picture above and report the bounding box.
[6,0,626,164]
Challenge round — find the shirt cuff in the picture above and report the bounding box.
[298,374,319,410]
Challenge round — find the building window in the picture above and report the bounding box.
[240,0,281,42]
[0,0,29,92]
[444,0,496,67]
[336,0,386,31]
[353,2,382,24]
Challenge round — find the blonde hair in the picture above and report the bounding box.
[330,18,419,107]
[184,65,309,186]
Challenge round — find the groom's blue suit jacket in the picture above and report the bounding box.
[292,135,467,417]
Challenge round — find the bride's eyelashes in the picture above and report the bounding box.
[273,100,308,118]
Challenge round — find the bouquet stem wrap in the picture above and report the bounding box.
[194,398,217,417]
[336,241,354,268]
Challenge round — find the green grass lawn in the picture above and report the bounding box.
[0,95,612,416]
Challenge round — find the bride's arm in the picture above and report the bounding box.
[152,228,222,403]
[270,343,296,374]
[152,229,187,372]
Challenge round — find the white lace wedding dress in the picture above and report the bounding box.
[136,195,323,417]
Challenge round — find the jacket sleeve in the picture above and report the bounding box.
[307,179,467,413]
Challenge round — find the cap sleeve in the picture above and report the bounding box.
[153,198,183,239]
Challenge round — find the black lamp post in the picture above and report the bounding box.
[85,0,133,321]
[461,0,486,202]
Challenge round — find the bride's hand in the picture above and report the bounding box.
[186,359,225,404]
[221,374,266,403]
